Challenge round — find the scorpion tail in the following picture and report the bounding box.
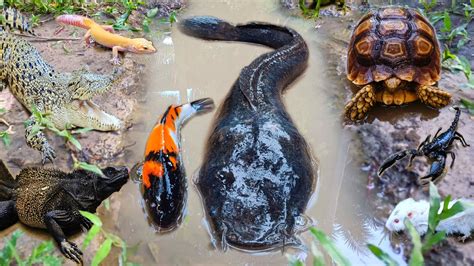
[450,107,461,130]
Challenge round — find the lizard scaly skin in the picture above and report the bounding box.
[0,9,122,162]
[56,15,156,65]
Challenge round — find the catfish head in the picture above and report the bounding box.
[64,166,129,212]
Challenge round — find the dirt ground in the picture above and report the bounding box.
[282,2,474,265]
[0,4,178,265]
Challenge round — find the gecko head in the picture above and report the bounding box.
[130,38,156,54]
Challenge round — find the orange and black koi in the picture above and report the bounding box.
[141,98,214,231]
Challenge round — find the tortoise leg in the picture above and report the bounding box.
[416,85,451,108]
[344,84,376,121]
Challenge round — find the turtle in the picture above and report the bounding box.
[345,7,451,120]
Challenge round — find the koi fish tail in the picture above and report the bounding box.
[175,98,215,127]
[56,14,94,29]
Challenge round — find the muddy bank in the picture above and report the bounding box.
[0,16,144,266]
[281,1,474,264]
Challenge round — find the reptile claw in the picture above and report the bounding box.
[60,240,83,264]
[41,146,56,164]
[110,57,121,66]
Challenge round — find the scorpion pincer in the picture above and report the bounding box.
[378,107,470,185]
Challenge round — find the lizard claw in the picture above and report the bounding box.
[60,240,83,264]
[110,57,121,66]
[41,145,56,164]
[81,217,93,230]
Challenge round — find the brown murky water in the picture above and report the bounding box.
[118,0,406,265]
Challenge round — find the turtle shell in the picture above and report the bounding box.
[347,8,441,86]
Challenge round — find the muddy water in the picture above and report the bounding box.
[118,1,404,265]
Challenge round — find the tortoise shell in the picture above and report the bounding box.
[347,8,441,86]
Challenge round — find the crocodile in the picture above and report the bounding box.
[0,160,129,263]
[180,17,317,251]
[0,8,122,162]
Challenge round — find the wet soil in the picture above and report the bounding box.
[0,11,148,266]
[281,1,474,264]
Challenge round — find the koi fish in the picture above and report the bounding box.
[139,98,214,231]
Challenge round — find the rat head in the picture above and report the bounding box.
[65,166,129,212]
[129,38,156,54]
[386,198,429,234]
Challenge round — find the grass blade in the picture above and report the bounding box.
[309,228,350,266]
[79,211,103,227]
[367,244,399,266]
[91,238,113,266]
[405,219,424,266]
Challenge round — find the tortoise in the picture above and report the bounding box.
[345,7,451,120]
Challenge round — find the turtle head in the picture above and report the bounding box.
[384,77,402,92]
[65,166,129,212]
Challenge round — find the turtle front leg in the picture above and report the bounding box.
[25,115,56,164]
[344,84,376,121]
[416,85,451,108]
[0,201,18,230]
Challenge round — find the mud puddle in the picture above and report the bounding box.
[118,0,405,264]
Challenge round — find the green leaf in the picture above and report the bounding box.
[147,7,158,18]
[405,219,424,266]
[41,255,63,266]
[367,244,399,266]
[0,131,11,146]
[442,10,452,32]
[79,211,103,227]
[439,201,464,221]
[75,161,104,176]
[83,224,101,249]
[104,198,110,210]
[461,98,474,114]
[67,135,82,150]
[91,238,113,266]
[309,228,350,266]
[1,230,23,263]
[428,182,441,231]
[286,254,305,266]
[422,231,446,252]
[0,107,5,114]
[72,127,94,134]
[310,241,326,266]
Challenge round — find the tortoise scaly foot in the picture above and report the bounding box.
[344,84,376,121]
[416,85,451,108]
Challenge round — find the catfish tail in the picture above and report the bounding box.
[1,7,35,35]
[179,16,296,49]
[0,160,17,201]
[180,16,308,109]
[450,107,461,131]
[56,14,94,29]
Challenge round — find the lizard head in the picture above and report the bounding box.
[66,166,129,212]
[129,38,156,54]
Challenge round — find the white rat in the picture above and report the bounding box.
[386,198,474,240]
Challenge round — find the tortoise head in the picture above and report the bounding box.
[64,166,129,212]
[384,77,402,92]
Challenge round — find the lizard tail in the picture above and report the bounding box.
[56,14,94,29]
[1,7,35,35]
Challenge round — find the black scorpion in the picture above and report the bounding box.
[378,107,470,184]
